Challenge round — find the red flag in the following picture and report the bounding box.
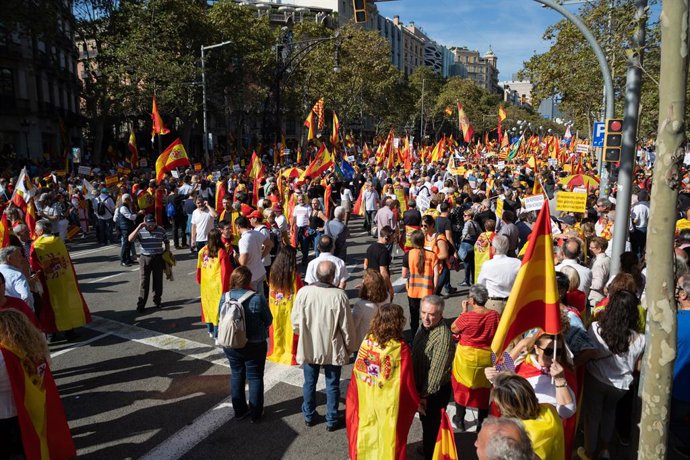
[215,179,227,212]
[352,187,365,216]
[246,151,263,179]
[324,184,332,219]
[491,201,561,356]
[304,112,315,141]
[154,188,166,225]
[0,212,10,247]
[25,198,37,239]
[301,145,333,180]
[151,96,170,140]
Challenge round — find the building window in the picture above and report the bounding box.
[0,68,14,98]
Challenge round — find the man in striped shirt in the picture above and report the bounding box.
[412,295,454,460]
[129,214,169,313]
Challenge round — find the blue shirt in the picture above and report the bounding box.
[229,288,272,343]
[136,226,169,255]
[674,310,690,402]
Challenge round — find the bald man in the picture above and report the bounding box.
[475,417,537,460]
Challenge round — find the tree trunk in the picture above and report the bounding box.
[638,1,689,458]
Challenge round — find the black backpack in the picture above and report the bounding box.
[97,197,109,216]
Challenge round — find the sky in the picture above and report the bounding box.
[376,0,578,81]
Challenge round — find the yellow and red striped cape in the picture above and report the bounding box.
[346,336,419,460]
[1,345,75,460]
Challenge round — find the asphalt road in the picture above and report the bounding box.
[50,215,481,460]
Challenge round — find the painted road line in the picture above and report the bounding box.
[50,332,112,358]
[84,268,139,284]
[139,355,290,460]
[86,315,229,368]
[70,245,119,259]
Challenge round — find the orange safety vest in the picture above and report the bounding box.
[407,248,437,299]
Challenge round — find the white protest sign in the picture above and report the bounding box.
[171,170,180,179]
[497,161,506,170]
[233,164,241,173]
[548,158,558,167]
[576,144,590,154]
[573,187,588,194]
[77,166,91,175]
[684,152,690,165]
[522,194,545,212]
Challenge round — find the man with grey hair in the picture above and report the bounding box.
[412,294,454,459]
[292,260,355,431]
[476,235,521,314]
[323,205,349,262]
[0,246,33,310]
[475,417,536,460]
[11,224,31,259]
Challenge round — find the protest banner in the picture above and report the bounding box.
[556,191,587,213]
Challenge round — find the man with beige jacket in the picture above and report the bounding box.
[292,260,356,431]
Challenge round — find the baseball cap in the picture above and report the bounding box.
[247,210,263,220]
[431,186,439,193]
[559,215,576,226]
[144,214,156,224]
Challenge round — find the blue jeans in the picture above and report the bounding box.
[223,341,267,420]
[302,363,341,426]
[120,234,133,264]
[435,265,451,295]
[297,227,311,263]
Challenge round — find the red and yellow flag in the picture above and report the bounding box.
[352,187,365,216]
[430,136,446,163]
[457,101,474,143]
[331,111,340,146]
[155,138,190,183]
[431,409,459,460]
[151,95,170,140]
[304,112,315,141]
[301,144,333,180]
[0,212,10,247]
[25,198,37,239]
[346,337,419,460]
[1,346,76,460]
[267,275,303,365]
[246,151,262,179]
[312,97,325,130]
[491,201,561,356]
[128,130,138,168]
[215,179,227,212]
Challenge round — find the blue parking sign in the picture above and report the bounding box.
[592,122,605,147]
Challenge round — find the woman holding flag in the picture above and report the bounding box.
[196,229,232,339]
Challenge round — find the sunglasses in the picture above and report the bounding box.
[421,224,429,228]
[537,345,556,355]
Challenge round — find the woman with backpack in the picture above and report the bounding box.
[222,266,272,423]
[459,209,482,286]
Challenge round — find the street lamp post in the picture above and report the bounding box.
[201,40,233,161]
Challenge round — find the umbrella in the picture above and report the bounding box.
[558,174,600,188]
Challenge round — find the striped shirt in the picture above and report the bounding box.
[412,320,454,397]
[136,226,168,255]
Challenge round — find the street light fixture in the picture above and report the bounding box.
[201,39,233,160]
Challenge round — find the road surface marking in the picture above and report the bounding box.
[139,355,291,460]
[50,332,112,358]
[86,316,229,367]
[70,245,119,259]
[84,268,140,284]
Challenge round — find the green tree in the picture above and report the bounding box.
[520,0,659,139]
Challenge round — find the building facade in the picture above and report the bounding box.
[450,46,500,93]
[0,0,81,163]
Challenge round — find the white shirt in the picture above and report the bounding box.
[556,259,593,296]
[0,264,33,310]
[293,204,310,228]
[238,229,267,282]
[477,254,521,298]
[191,208,215,242]
[275,214,288,234]
[587,322,645,390]
[523,354,577,419]
[93,193,115,220]
[341,189,354,203]
[631,201,650,229]
[304,252,350,287]
[0,353,16,418]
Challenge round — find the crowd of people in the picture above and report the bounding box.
[0,141,687,460]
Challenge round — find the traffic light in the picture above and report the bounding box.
[603,118,623,162]
[353,0,367,23]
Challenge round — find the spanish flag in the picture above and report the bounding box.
[346,336,419,460]
[331,110,340,146]
[25,198,37,239]
[304,111,315,141]
[324,184,333,218]
[430,136,445,163]
[155,138,191,183]
[457,101,474,143]
[490,201,561,357]
[30,235,91,333]
[246,151,262,179]
[431,409,459,460]
[151,95,170,141]
[0,212,10,247]
[352,187,365,216]
[154,187,166,225]
[1,345,76,460]
[129,130,138,168]
[267,275,303,365]
[301,144,333,180]
[215,179,227,212]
